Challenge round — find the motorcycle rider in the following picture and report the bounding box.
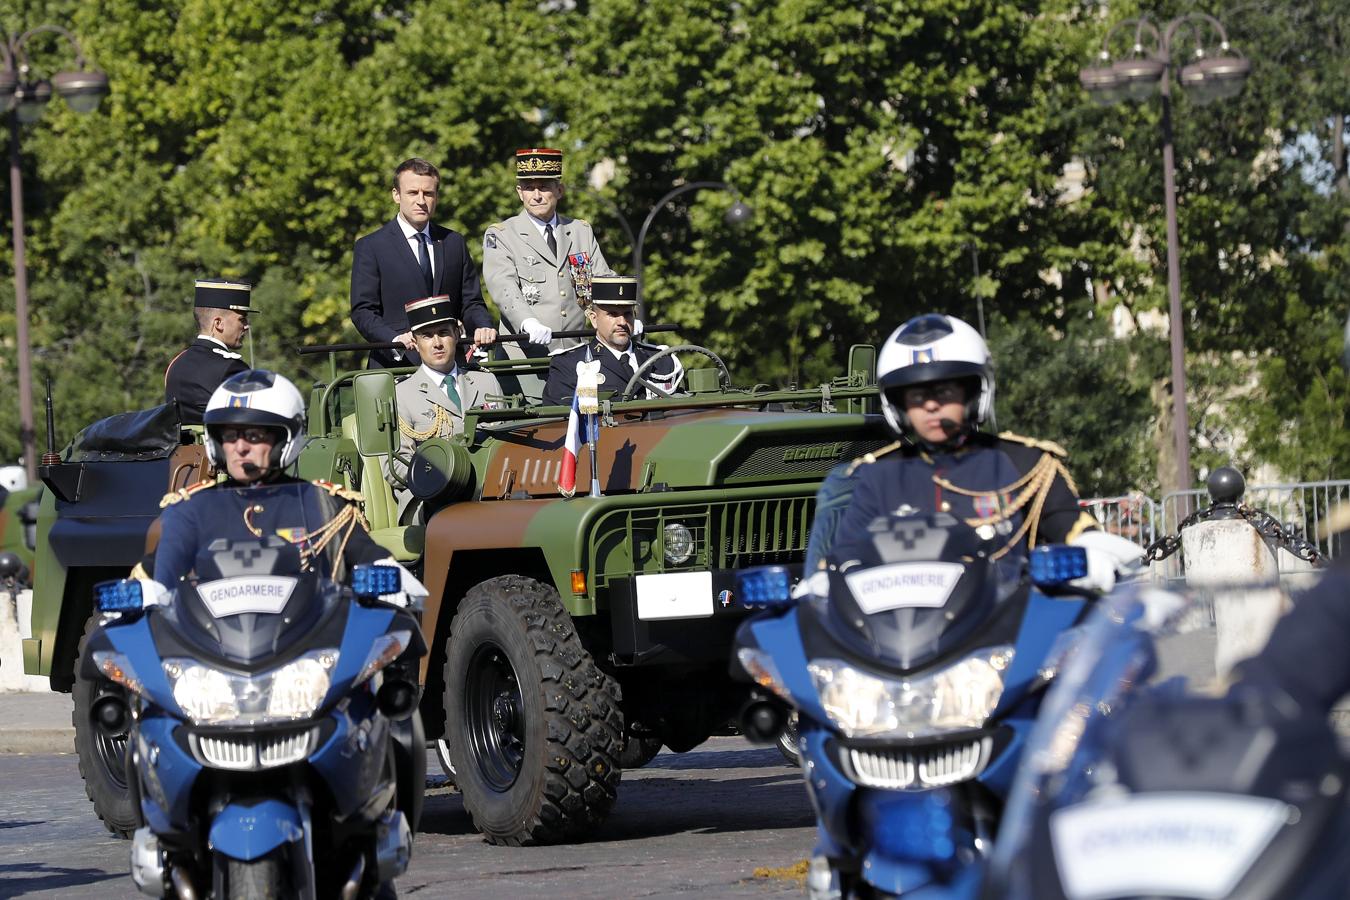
[811,314,1134,587]
[152,369,413,594]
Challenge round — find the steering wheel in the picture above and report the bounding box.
[619,344,732,400]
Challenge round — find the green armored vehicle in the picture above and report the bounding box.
[25,344,885,845]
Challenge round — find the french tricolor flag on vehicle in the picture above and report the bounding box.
[558,351,600,498]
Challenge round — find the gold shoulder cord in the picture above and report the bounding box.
[932,451,1080,559]
[843,441,903,476]
[398,407,452,442]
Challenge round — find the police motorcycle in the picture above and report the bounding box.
[80,482,427,900]
[732,511,1134,898]
[984,581,1350,900]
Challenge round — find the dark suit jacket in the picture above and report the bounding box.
[350,219,493,368]
[164,338,249,425]
[542,340,678,406]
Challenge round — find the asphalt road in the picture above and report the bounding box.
[0,738,816,899]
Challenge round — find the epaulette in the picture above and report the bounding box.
[487,222,508,232]
[211,347,243,360]
[160,480,214,508]
[844,441,903,476]
[311,479,365,503]
[572,218,591,227]
[998,431,1068,458]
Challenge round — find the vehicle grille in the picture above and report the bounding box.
[843,736,993,790]
[193,728,315,771]
[718,496,814,567]
[589,493,816,582]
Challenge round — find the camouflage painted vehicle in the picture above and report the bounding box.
[26,343,885,845]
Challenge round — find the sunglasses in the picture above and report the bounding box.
[898,381,966,407]
[218,427,277,445]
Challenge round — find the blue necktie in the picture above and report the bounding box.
[416,232,433,292]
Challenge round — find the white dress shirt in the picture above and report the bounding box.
[396,214,437,280]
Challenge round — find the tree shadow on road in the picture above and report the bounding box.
[0,862,123,897]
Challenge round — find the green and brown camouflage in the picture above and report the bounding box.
[26,345,884,843]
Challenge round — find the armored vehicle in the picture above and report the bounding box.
[25,342,885,845]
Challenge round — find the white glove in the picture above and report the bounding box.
[521,318,553,345]
[633,318,645,336]
[1069,530,1147,594]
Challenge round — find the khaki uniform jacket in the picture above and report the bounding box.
[390,366,502,520]
[483,211,614,356]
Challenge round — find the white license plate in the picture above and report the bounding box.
[636,571,714,620]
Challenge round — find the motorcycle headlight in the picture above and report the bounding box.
[163,649,339,725]
[267,653,337,720]
[807,645,1014,739]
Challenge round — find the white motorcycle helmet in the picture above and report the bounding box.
[203,370,308,472]
[876,314,994,440]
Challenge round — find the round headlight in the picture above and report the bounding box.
[663,522,695,565]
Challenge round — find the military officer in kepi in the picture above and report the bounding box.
[164,279,254,425]
[810,314,1140,590]
[542,275,680,407]
[389,295,502,522]
[483,148,618,400]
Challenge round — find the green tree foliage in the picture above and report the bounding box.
[0,0,1346,492]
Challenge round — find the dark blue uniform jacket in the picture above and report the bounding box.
[813,432,1096,570]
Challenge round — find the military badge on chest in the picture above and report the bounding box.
[567,252,593,308]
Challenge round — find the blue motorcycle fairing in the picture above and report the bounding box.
[135,713,202,834]
[801,724,856,861]
[208,798,306,861]
[325,602,397,702]
[309,688,395,822]
[991,590,1086,717]
[105,613,183,717]
[740,608,832,725]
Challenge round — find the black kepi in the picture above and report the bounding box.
[404,295,461,333]
[194,278,253,313]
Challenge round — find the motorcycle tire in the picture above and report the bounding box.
[443,575,623,846]
[224,853,285,900]
[390,709,426,832]
[73,614,141,838]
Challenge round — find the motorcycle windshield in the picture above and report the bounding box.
[986,578,1324,900]
[808,513,1026,672]
[156,483,352,667]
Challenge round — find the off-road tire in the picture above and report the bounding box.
[224,853,284,899]
[443,575,623,845]
[73,614,140,838]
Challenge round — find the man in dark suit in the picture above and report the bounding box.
[542,276,681,406]
[164,279,253,424]
[350,158,496,369]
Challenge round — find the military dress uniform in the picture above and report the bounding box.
[483,150,615,369]
[822,432,1099,566]
[164,280,253,425]
[388,297,503,520]
[152,476,386,589]
[541,276,679,406]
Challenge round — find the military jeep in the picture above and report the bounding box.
[25,343,886,845]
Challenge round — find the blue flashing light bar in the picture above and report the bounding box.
[736,566,794,610]
[1029,545,1089,587]
[95,579,145,613]
[352,564,401,598]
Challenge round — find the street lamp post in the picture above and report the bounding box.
[1079,14,1249,495]
[1,25,108,481]
[633,181,752,302]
